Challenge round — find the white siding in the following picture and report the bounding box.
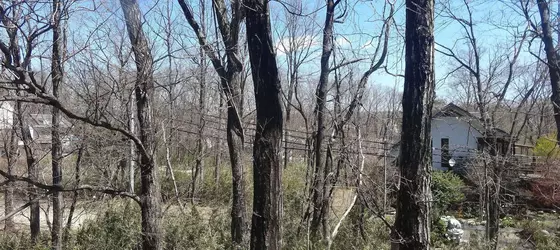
[0,102,14,129]
[431,117,482,170]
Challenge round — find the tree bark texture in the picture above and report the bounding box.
[176,1,248,245]
[245,0,284,249]
[193,0,207,200]
[391,0,435,249]
[51,1,64,248]
[536,0,560,145]
[120,1,162,249]
[311,0,338,241]
[17,101,40,243]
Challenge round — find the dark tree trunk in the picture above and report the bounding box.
[193,0,207,201]
[64,145,83,243]
[120,1,162,249]
[226,75,247,247]
[245,0,284,249]
[310,0,338,240]
[51,1,64,248]
[536,0,560,145]
[391,0,435,249]
[16,102,40,243]
[177,1,248,246]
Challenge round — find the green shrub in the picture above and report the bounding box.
[0,233,50,250]
[329,214,391,250]
[71,200,232,250]
[533,133,559,158]
[500,216,515,228]
[431,171,465,216]
[519,220,560,249]
[160,169,191,202]
[74,200,141,250]
[199,166,234,205]
[430,217,450,247]
[164,208,230,250]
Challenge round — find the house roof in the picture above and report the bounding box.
[434,103,473,118]
[435,103,511,139]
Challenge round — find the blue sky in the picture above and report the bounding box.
[50,0,553,105]
[267,0,548,101]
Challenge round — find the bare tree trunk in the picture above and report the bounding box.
[193,0,207,201]
[227,74,247,248]
[120,1,162,249]
[0,2,41,242]
[391,0,434,249]
[64,144,83,243]
[177,1,248,246]
[310,0,338,240]
[16,101,40,243]
[214,95,224,185]
[3,118,17,231]
[245,0,284,248]
[51,1,64,248]
[536,0,560,145]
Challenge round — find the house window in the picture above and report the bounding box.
[441,138,450,169]
[497,141,504,156]
[477,138,485,152]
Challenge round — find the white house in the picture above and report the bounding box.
[393,103,526,172]
[0,102,74,150]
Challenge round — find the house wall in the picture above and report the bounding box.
[431,117,482,171]
[0,102,14,129]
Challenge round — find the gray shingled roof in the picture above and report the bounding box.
[435,103,511,139]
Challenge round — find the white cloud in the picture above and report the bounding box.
[276,35,319,55]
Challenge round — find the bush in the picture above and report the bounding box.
[164,208,230,250]
[431,217,451,247]
[500,216,515,228]
[519,220,560,249]
[533,133,559,158]
[199,166,234,205]
[431,171,466,216]
[329,214,391,250]
[70,199,232,250]
[74,200,141,250]
[0,233,50,250]
[160,169,191,202]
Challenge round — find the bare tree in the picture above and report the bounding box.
[119,0,162,249]
[50,0,65,248]
[192,0,207,201]
[245,0,284,248]
[391,0,435,249]
[0,2,42,243]
[527,0,560,145]
[310,0,343,240]
[276,0,319,169]
[177,0,248,246]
